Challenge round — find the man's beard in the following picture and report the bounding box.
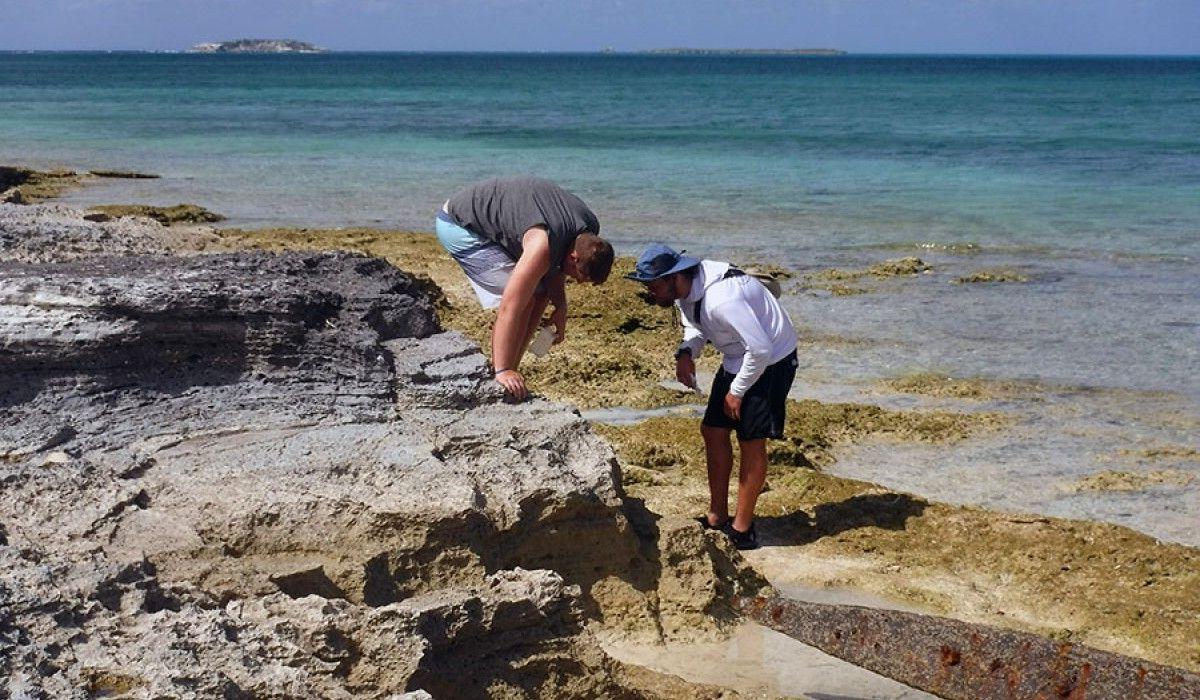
[637,289,674,308]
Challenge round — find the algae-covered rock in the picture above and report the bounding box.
[867,256,931,277]
[809,257,931,282]
[828,283,869,296]
[804,257,932,295]
[1070,469,1194,492]
[1117,444,1200,463]
[599,400,1008,479]
[737,262,792,280]
[88,170,160,179]
[953,268,1029,284]
[877,372,1046,400]
[0,165,85,203]
[88,203,225,225]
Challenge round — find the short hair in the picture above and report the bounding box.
[574,233,614,284]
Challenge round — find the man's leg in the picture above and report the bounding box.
[732,438,767,533]
[701,424,734,527]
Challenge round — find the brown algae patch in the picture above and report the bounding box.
[1119,444,1200,463]
[87,203,225,226]
[804,257,931,294]
[953,268,1029,284]
[210,227,699,408]
[87,170,159,179]
[599,400,1007,478]
[598,414,1200,672]
[809,256,932,281]
[0,165,87,203]
[827,283,870,296]
[775,399,1010,468]
[877,372,1047,401]
[1070,469,1195,492]
[1,165,162,204]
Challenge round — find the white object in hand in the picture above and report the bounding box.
[528,324,555,357]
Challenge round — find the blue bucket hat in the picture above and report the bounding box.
[625,243,701,283]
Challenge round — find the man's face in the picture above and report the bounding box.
[563,253,589,284]
[644,274,680,308]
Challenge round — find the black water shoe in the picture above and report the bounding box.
[725,522,759,550]
[695,515,730,531]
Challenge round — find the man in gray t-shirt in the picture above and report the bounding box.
[435,176,614,400]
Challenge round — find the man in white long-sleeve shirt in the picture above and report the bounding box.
[627,244,798,550]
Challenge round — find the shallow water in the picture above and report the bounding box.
[803,380,1200,547]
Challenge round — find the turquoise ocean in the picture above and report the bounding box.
[2,53,1198,542]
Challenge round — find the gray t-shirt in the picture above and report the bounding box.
[446,177,600,276]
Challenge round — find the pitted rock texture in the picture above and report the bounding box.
[0,202,219,262]
[0,207,759,698]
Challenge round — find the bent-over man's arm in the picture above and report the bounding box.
[674,303,707,389]
[492,227,551,398]
[546,271,568,344]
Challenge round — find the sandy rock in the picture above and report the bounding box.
[0,202,218,262]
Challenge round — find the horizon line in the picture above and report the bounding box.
[2,49,1198,57]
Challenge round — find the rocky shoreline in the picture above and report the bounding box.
[1,202,762,697]
[2,179,1198,696]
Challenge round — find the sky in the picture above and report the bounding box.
[1,0,1197,54]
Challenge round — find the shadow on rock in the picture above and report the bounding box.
[765,493,928,546]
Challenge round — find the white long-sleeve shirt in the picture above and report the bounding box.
[676,260,798,397]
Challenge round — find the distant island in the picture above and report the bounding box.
[187,39,327,54]
[639,48,846,56]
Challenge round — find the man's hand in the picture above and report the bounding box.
[495,369,528,401]
[675,353,697,389]
[549,304,567,345]
[724,393,742,421]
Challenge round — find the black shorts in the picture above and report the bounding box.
[702,350,798,442]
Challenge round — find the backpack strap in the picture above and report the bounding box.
[694,268,744,318]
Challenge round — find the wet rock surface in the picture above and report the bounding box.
[802,257,932,295]
[952,268,1029,284]
[0,165,160,205]
[0,206,757,697]
[86,203,225,225]
[0,166,85,204]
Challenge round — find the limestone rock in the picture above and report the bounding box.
[0,202,218,262]
[0,205,761,697]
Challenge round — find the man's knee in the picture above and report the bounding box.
[701,424,731,442]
